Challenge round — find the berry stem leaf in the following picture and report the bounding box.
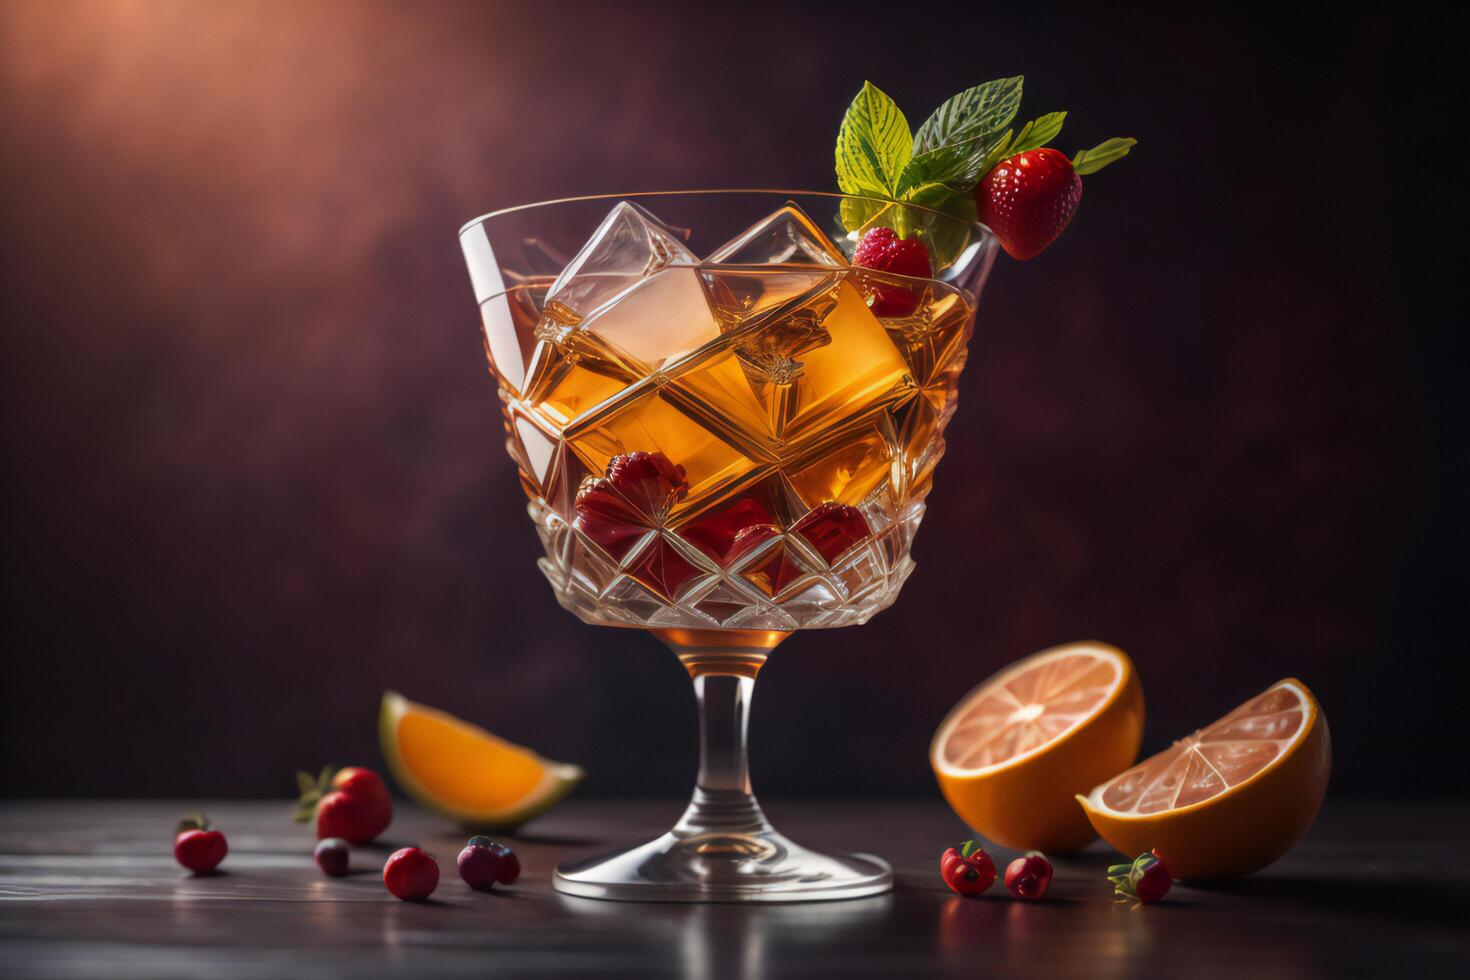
[959,839,979,858]
[1072,137,1137,175]
[1007,112,1067,156]
[176,813,211,834]
[835,81,912,198]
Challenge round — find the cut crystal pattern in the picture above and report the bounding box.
[480,202,980,629]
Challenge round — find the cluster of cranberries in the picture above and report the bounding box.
[173,767,523,903]
[379,837,521,901]
[940,840,1173,906]
[572,451,874,601]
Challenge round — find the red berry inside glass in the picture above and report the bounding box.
[852,226,932,317]
[384,847,439,901]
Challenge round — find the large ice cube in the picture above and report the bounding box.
[704,204,847,318]
[577,267,721,368]
[544,201,698,320]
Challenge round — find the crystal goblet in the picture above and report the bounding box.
[459,190,996,901]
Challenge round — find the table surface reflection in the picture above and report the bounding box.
[1,799,1465,977]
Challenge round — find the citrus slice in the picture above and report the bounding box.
[1079,678,1331,879]
[379,691,583,830]
[930,642,1144,853]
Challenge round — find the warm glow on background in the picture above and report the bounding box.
[0,2,1441,801]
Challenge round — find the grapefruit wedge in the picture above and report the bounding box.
[379,691,583,830]
[931,642,1144,853]
[1079,678,1331,879]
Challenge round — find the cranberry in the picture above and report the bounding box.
[1004,852,1053,900]
[457,839,504,891]
[939,840,996,897]
[1109,850,1173,905]
[174,829,228,874]
[468,836,520,885]
[384,847,439,901]
[314,837,350,877]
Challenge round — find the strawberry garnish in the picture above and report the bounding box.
[976,148,1082,260]
[853,227,933,317]
[833,78,1133,265]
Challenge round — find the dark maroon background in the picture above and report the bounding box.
[0,3,1450,800]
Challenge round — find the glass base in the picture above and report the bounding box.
[554,628,890,902]
[553,829,892,904]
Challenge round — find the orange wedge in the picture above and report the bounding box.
[931,642,1144,853]
[379,691,583,830]
[1079,678,1331,879]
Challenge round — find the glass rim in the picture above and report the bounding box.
[457,187,991,240]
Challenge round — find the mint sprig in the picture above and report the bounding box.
[834,78,1135,261]
[835,82,912,198]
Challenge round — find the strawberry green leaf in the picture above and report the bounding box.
[1072,137,1137,175]
[913,76,1023,157]
[835,81,912,197]
[1007,112,1067,156]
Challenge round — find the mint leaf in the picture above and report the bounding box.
[1008,112,1066,156]
[1072,137,1137,175]
[835,81,912,197]
[913,76,1023,157]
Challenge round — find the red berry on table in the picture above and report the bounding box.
[976,148,1083,260]
[173,816,228,875]
[384,847,439,901]
[294,765,394,845]
[940,840,996,897]
[333,767,391,808]
[314,837,350,877]
[1004,851,1053,900]
[852,227,933,317]
[1108,850,1173,906]
[457,838,505,891]
[493,845,520,884]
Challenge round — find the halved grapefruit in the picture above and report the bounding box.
[931,642,1144,853]
[1078,678,1330,879]
[379,691,583,830]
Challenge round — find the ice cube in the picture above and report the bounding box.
[544,201,698,321]
[577,267,721,368]
[706,204,848,267]
[704,204,848,318]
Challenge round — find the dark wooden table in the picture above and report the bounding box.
[1,799,1465,978]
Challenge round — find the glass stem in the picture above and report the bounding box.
[653,628,790,839]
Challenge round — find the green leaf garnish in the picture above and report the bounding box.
[1072,137,1137,175]
[912,76,1023,157]
[1008,112,1067,156]
[835,81,912,197]
[833,78,1130,267]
